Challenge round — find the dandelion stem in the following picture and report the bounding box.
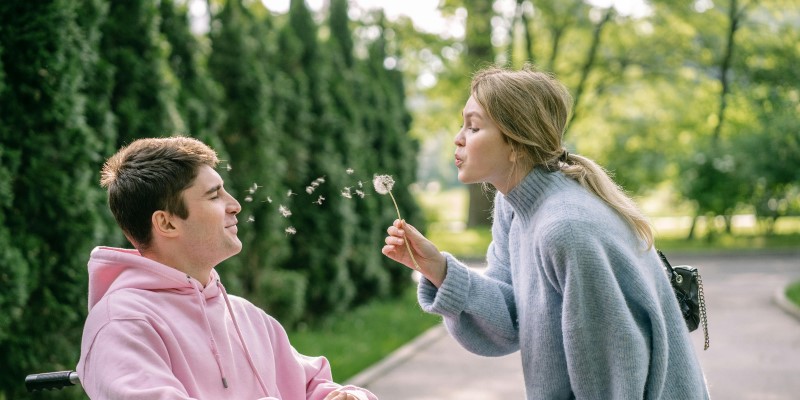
[388,191,421,271]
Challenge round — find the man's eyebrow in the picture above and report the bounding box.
[204,184,222,196]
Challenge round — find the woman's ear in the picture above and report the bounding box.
[152,210,179,238]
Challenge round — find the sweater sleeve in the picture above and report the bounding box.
[417,193,519,356]
[80,319,197,400]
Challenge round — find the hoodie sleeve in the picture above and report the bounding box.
[80,318,198,400]
[293,349,377,400]
[258,313,377,400]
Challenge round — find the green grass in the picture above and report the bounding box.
[287,284,442,382]
[787,281,800,308]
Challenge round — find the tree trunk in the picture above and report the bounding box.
[567,7,613,130]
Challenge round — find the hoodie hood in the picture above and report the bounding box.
[87,246,220,310]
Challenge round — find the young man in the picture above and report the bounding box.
[78,137,375,400]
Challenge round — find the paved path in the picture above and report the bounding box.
[347,251,800,400]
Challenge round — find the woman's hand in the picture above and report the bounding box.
[382,219,447,287]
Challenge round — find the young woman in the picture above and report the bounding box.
[382,67,709,399]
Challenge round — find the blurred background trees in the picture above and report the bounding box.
[0,0,797,398]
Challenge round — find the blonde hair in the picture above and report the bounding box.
[471,66,654,248]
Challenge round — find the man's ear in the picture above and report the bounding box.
[152,210,180,238]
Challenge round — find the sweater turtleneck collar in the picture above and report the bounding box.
[503,167,576,221]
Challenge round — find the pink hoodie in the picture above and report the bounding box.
[77,247,377,400]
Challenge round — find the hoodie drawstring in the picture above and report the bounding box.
[188,276,230,389]
[217,279,271,398]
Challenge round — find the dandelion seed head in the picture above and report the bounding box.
[373,174,395,195]
[278,205,292,217]
[285,226,296,235]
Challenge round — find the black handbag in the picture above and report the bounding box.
[658,250,710,350]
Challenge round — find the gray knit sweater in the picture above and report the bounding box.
[418,168,709,399]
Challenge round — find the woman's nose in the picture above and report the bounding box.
[454,130,465,146]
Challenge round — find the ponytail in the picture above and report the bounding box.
[560,153,654,248]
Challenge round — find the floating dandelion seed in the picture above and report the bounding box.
[278,205,292,217]
[305,186,315,194]
[355,190,365,198]
[287,190,296,197]
[373,174,421,270]
[346,168,354,175]
[315,177,326,184]
[226,163,232,171]
[265,196,273,204]
[244,195,254,202]
[285,226,296,235]
[357,181,363,188]
[341,187,352,199]
[314,196,325,205]
[247,215,255,223]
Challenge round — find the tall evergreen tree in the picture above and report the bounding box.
[208,0,301,324]
[0,1,104,397]
[159,0,226,149]
[100,0,183,147]
[360,14,423,295]
[279,0,357,317]
[327,0,392,302]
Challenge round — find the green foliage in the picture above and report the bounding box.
[0,1,105,398]
[328,0,392,304]
[208,0,297,322]
[100,0,183,147]
[787,280,800,309]
[280,0,359,317]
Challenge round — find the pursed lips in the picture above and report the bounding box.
[455,154,464,167]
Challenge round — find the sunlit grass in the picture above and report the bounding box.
[787,281,800,308]
[417,187,800,256]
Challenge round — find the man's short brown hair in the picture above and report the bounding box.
[101,137,219,249]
